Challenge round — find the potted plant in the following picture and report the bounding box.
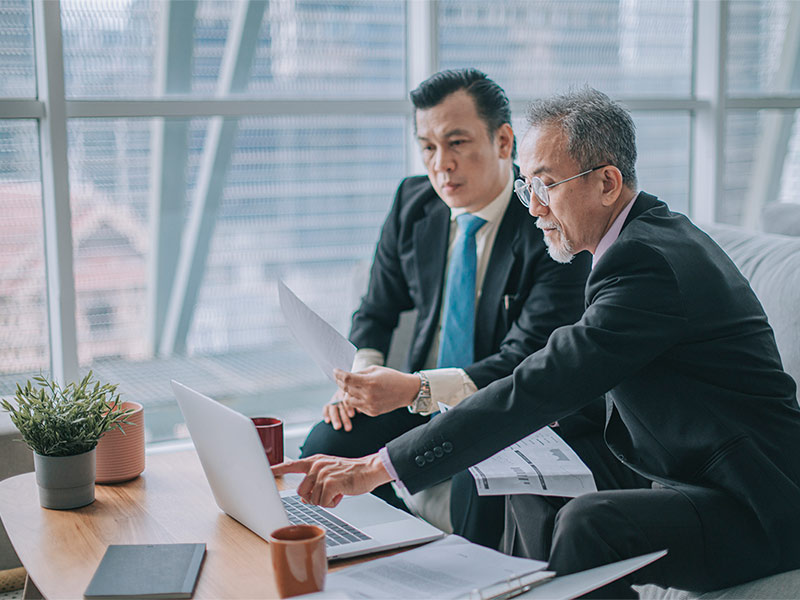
[0,371,133,509]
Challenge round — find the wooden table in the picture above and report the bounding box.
[0,450,373,599]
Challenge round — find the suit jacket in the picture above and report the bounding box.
[387,192,800,570]
[349,170,592,396]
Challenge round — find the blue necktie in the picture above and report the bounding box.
[437,213,487,368]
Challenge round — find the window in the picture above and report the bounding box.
[0,120,47,389]
[2,0,799,445]
[0,0,35,98]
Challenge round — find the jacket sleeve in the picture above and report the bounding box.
[387,240,688,494]
[348,179,416,355]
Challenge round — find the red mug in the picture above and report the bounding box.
[252,417,284,465]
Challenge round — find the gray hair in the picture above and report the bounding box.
[525,87,637,189]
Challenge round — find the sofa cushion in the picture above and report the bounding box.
[762,202,800,237]
[636,567,800,599]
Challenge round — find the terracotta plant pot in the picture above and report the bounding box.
[34,449,96,509]
[95,401,145,483]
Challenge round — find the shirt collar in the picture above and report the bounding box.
[592,191,640,269]
[449,169,514,225]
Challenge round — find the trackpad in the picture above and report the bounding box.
[329,494,402,528]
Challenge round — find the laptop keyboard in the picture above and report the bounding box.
[282,495,372,548]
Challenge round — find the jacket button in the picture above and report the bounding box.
[424,451,435,463]
[442,442,453,453]
[415,456,426,467]
[433,446,444,458]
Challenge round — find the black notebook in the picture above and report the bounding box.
[84,543,206,599]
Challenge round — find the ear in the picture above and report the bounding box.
[599,166,624,207]
[495,123,515,160]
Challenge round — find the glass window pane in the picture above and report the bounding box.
[60,0,405,99]
[633,112,690,215]
[722,110,800,227]
[727,1,800,95]
[0,120,48,393]
[438,0,693,98]
[0,0,35,97]
[67,116,404,444]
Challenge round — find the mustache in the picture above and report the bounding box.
[536,218,561,232]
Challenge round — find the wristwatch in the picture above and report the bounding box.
[408,371,432,414]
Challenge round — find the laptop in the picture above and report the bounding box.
[171,380,444,560]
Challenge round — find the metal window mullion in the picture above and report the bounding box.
[691,0,727,224]
[147,0,196,355]
[32,0,78,385]
[0,99,45,118]
[160,0,268,356]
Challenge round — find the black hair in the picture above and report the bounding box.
[410,68,516,159]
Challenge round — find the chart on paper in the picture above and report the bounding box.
[468,426,597,497]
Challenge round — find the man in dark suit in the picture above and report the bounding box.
[299,70,638,549]
[277,87,800,596]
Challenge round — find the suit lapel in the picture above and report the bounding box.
[474,194,523,358]
[413,196,450,325]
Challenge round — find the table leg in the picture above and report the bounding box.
[23,574,43,600]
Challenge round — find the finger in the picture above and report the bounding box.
[344,398,356,418]
[319,479,337,507]
[271,458,311,477]
[308,466,327,506]
[296,469,317,501]
[322,403,332,423]
[329,404,343,430]
[334,369,367,393]
[338,403,353,432]
[330,493,344,508]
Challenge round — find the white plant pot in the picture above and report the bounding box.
[33,448,96,509]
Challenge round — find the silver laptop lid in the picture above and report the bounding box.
[170,380,291,538]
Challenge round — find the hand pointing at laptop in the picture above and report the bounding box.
[271,452,392,508]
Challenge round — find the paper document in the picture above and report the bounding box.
[278,280,356,383]
[435,403,596,497]
[469,424,597,497]
[304,535,552,599]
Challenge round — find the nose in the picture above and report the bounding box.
[433,147,455,172]
[529,200,548,219]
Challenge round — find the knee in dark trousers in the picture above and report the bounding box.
[549,495,639,599]
[550,495,622,572]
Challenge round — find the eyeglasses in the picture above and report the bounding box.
[514,165,610,208]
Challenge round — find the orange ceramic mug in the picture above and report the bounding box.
[269,524,327,598]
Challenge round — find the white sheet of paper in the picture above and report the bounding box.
[278,280,356,383]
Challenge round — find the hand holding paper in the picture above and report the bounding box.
[332,366,421,416]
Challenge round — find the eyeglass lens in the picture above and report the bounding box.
[514,180,531,207]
